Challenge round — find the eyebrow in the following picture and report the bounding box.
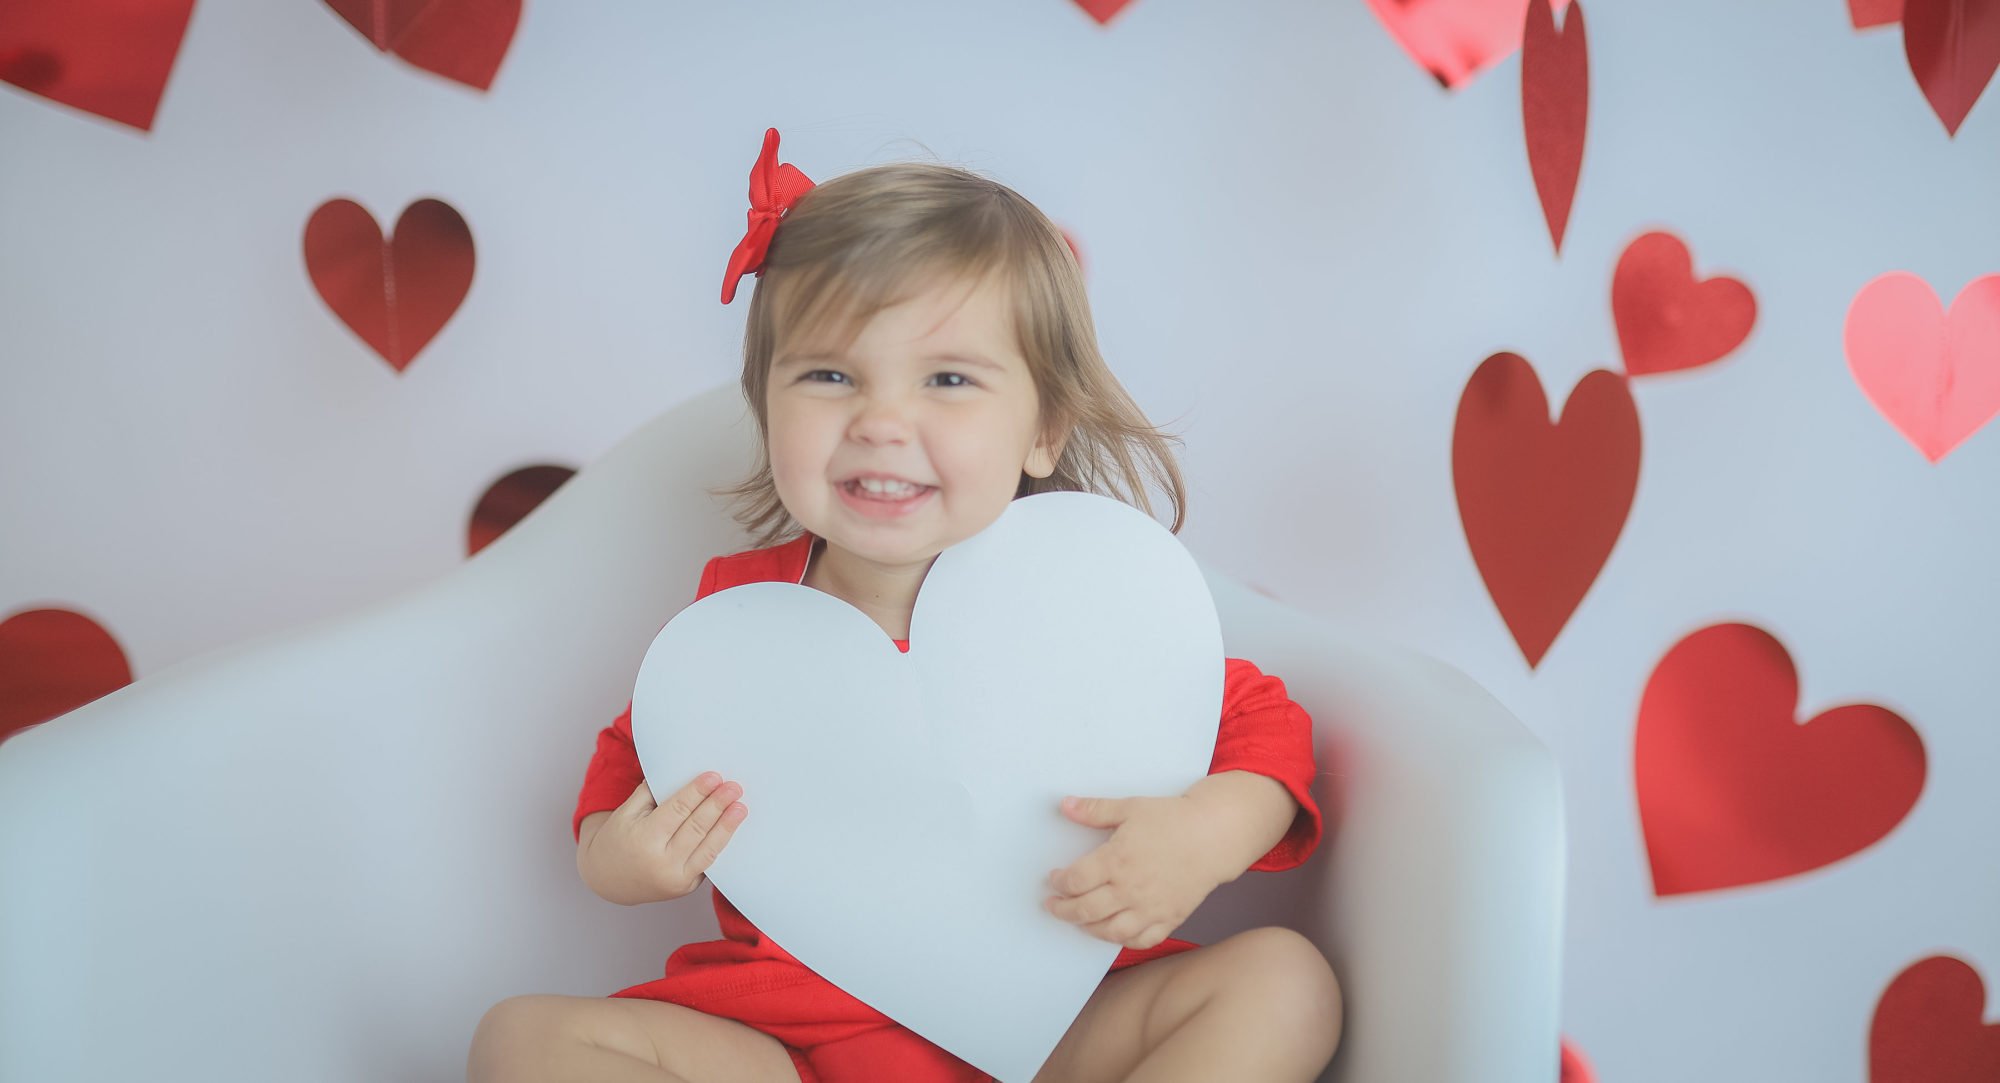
[774,351,1009,374]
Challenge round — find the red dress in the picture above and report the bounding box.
[572,532,1324,1082]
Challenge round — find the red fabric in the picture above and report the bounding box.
[573,531,1324,1081]
[720,127,815,304]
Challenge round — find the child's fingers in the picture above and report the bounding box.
[680,796,749,878]
[664,780,742,860]
[622,780,660,814]
[1048,857,1111,898]
[1044,883,1123,925]
[1081,910,1146,946]
[644,772,722,831]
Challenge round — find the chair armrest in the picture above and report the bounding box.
[1182,570,1566,1083]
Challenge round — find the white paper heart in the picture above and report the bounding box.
[630,491,1222,1081]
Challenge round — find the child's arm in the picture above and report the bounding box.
[575,809,624,902]
[1179,769,1302,884]
[576,810,612,860]
[577,806,649,905]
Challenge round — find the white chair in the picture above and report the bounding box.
[0,382,1565,1083]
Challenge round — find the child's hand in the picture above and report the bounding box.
[584,772,748,905]
[1042,794,1225,950]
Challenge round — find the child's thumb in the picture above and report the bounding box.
[1061,795,1123,827]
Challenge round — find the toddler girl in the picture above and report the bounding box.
[468,129,1342,1083]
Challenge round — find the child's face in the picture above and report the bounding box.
[765,273,1061,571]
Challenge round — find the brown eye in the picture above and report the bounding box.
[931,372,972,388]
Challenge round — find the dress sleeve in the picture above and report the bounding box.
[1209,657,1323,872]
[572,704,642,842]
[570,557,724,842]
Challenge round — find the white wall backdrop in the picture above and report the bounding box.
[3,1,1995,1080]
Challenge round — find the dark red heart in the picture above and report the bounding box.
[1871,955,2000,1082]
[1636,623,1925,897]
[1612,231,1757,376]
[322,0,520,91]
[468,466,576,557]
[1522,0,1588,254]
[1452,353,1639,668]
[303,198,475,373]
[0,608,132,745]
[1903,0,2000,136]
[0,0,194,131]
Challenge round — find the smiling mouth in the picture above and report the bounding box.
[841,479,935,501]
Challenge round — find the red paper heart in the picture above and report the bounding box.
[1871,956,2000,1083]
[468,465,576,557]
[1613,231,1757,376]
[0,0,194,131]
[1635,623,1925,897]
[1844,272,2000,462]
[1560,1037,1596,1083]
[0,608,133,746]
[1059,226,1089,277]
[1851,0,1906,27]
[1452,353,1639,668]
[1364,0,1572,89]
[1072,0,1136,25]
[322,0,519,91]
[1523,0,1589,254]
[1903,0,2000,136]
[303,198,475,373]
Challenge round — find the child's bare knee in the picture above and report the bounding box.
[467,995,575,1082]
[1226,928,1343,1051]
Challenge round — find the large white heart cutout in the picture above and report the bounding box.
[631,491,1223,1081]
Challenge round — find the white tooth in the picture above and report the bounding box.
[856,477,920,495]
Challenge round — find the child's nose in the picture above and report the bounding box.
[849,396,916,441]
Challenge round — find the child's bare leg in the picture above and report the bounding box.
[467,993,801,1083]
[1033,926,1342,1083]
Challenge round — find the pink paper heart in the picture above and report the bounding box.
[1850,0,1905,28]
[1071,0,1136,25]
[1844,272,2000,462]
[1365,0,1572,90]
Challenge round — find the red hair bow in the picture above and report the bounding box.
[720,127,816,304]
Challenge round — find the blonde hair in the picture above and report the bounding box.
[710,159,1188,549]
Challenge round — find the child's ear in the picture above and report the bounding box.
[1032,411,1080,479]
[1025,423,1069,479]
